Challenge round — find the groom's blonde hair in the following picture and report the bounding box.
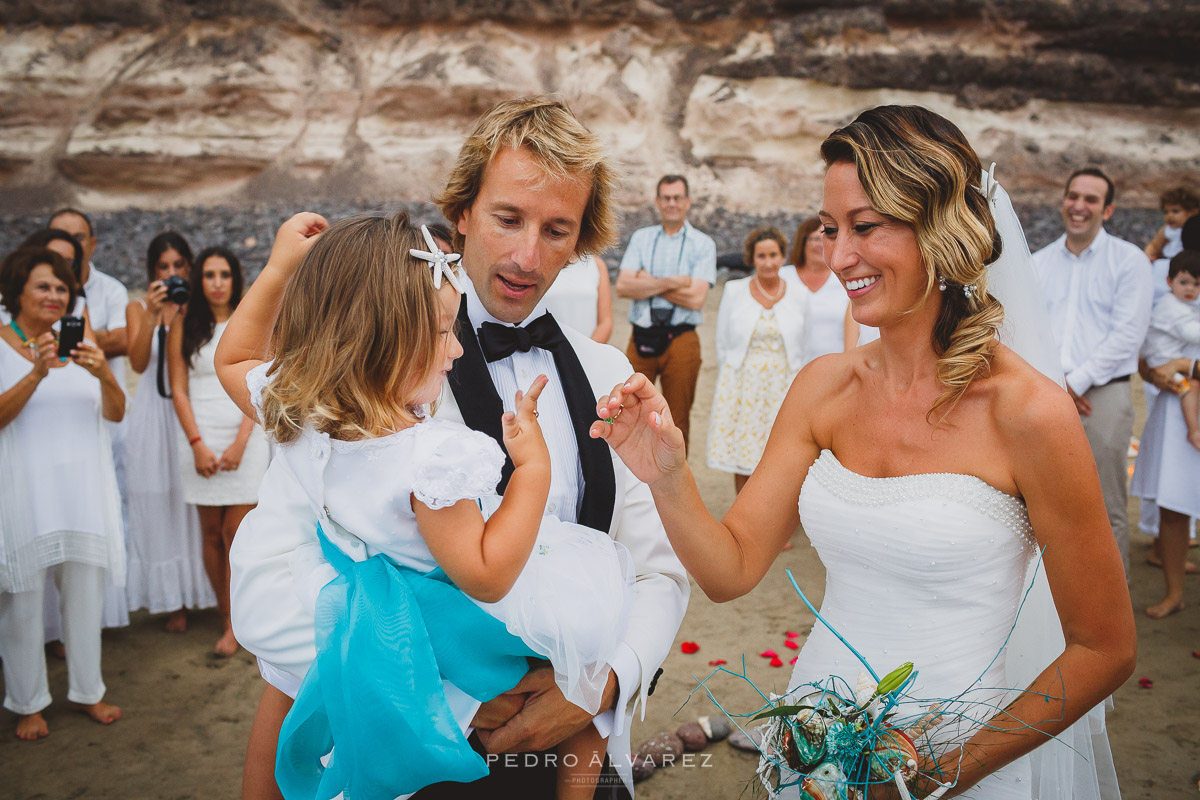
[259,212,441,444]
[436,96,619,258]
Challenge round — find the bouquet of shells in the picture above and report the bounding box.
[752,662,946,800]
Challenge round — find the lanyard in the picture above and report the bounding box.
[648,226,688,274]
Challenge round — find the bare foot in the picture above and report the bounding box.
[782,540,794,551]
[15,713,48,740]
[1144,599,1185,619]
[213,629,239,658]
[46,641,65,659]
[1144,554,1200,574]
[69,700,122,725]
[164,609,188,633]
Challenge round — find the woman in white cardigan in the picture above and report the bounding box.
[707,227,809,492]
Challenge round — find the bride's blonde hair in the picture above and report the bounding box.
[820,105,1004,420]
[259,212,441,444]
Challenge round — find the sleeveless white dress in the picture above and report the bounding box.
[177,322,269,505]
[125,323,216,612]
[786,450,1112,799]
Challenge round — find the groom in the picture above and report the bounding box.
[232,97,689,799]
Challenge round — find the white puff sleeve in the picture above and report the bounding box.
[246,361,272,417]
[411,424,506,510]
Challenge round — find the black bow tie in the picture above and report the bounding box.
[477,315,566,363]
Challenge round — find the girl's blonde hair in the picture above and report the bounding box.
[260,212,441,444]
[820,105,1004,420]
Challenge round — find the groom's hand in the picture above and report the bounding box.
[475,664,617,754]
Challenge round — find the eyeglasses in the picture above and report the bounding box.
[657,195,687,205]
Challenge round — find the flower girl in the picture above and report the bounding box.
[221,213,633,799]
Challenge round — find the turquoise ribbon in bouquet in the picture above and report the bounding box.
[275,523,537,800]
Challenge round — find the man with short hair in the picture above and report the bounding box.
[47,208,130,389]
[225,98,688,800]
[1032,168,1153,575]
[615,175,716,450]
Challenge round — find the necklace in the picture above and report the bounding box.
[9,319,29,343]
[752,274,784,303]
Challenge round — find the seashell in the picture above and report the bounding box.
[868,727,919,782]
[853,671,876,708]
[784,708,827,769]
[800,761,850,800]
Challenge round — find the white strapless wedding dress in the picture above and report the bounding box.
[784,450,1118,799]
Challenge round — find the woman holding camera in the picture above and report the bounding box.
[0,247,125,740]
[168,246,267,657]
[124,233,216,632]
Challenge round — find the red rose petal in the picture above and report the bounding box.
[759,650,778,658]
[785,631,800,639]
[1137,677,1153,689]
[789,656,798,665]
[708,659,727,666]
[769,656,784,667]
[784,640,800,650]
[680,641,700,654]
[1193,651,1200,659]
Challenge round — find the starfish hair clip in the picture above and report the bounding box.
[410,224,465,293]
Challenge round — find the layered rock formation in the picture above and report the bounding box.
[0,1,1196,272]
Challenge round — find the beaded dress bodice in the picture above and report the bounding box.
[788,450,1038,797]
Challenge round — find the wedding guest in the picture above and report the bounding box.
[124,232,215,630]
[1144,186,1199,263]
[167,246,268,657]
[541,253,613,343]
[1133,249,1200,618]
[0,247,125,740]
[1032,167,1153,575]
[3,229,86,325]
[616,174,716,449]
[781,217,849,360]
[707,226,808,493]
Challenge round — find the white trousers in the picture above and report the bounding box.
[0,562,107,714]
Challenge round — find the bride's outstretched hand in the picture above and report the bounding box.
[589,373,687,486]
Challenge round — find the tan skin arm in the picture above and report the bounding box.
[1144,225,1166,261]
[167,322,219,478]
[73,339,125,422]
[592,359,1135,796]
[126,299,154,375]
[215,213,329,421]
[591,255,613,343]
[659,276,710,311]
[0,332,58,430]
[413,377,550,603]
[93,325,129,360]
[614,269,690,301]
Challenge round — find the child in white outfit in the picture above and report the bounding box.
[218,213,633,800]
[1140,251,1200,450]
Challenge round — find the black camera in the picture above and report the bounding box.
[163,275,189,305]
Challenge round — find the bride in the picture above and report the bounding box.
[591,106,1134,798]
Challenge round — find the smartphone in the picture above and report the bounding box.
[57,315,85,359]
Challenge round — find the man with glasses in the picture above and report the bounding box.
[615,175,716,450]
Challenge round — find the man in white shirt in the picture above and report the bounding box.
[1031,168,1153,575]
[47,208,130,390]
[228,98,688,799]
[615,176,716,450]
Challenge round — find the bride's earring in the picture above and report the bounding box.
[938,276,947,292]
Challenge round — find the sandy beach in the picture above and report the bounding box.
[3,288,1197,799]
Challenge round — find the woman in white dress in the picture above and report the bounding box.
[783,217,850,361]
[539,252,613,343]
[124,232,216,631]
[708,227,808,493]
[168,246,268,657]
[0,246,125,739]
[593,106,1133,798]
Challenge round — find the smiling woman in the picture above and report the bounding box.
[593,104,1133,799]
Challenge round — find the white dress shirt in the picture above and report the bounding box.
[82,263,131,390]
[781,267,850,361]
[1031,228,1153,395]
[1141,292,1200,367]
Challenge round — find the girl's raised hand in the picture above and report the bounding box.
[589,372,686,486]
[267,212,329,277]
[501,374,549,469]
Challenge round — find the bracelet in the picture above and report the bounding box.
[188,435,202,446]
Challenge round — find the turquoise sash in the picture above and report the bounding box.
[275,523,536,799]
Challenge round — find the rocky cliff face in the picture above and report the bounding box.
[0,1,1196,264]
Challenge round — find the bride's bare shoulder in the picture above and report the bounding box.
[789,348,866,401]
[987,344,1078,438]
